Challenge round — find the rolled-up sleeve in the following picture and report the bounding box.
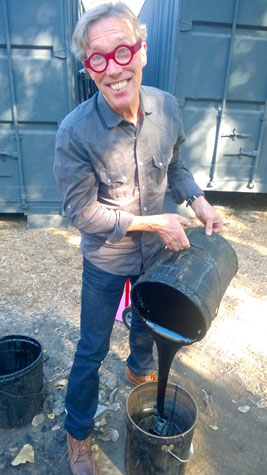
[167,104,203,204]
[54,127,134,241]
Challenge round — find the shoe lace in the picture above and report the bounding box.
[71,438,91,462]
[147,371,157,381]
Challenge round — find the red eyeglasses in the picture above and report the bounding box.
[83,41,142,73]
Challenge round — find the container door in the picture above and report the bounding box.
[0,0,77,214]
[176,0,267,192]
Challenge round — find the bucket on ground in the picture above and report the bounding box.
[131,226,238,342]
[126,382,198,474]
[0,334,44,428]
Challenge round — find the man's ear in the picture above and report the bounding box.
[141,42,147,67]
[82,63,93,79]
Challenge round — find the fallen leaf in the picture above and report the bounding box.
[32,414,45,427]
[95,417,107,429]
[11,444,35,466]
[51,424,60,432]
[109,387,118,403]
[201,389,213,416]
[238,405,250,413]
[209,425,219,431]
[55,378,68,388]
[98,428,119,442]
[99,375,117,390]
[47,413,56,420]
[94,404,107,420]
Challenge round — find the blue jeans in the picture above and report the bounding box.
[65,258,155,440]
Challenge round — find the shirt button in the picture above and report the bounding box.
[139,161,143,166]
[144,206,147,212]
[159,162,163,167]
[107,178,111,184]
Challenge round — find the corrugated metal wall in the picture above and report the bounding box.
[0,0,78,219]
[140,0,267,193]
[139,0,180,95]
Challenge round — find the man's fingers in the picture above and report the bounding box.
[165,233,190,251]
[214,219,224,233]
[205,216,224,236]
[205,221,213,236]
[177,216,191,227]
[158,213,192,250]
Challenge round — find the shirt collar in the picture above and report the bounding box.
[97,87,154,129]
[97,92,123,128]
[140,86,166,130]
[139,86,154,117]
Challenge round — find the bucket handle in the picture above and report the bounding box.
[161,444,191,464]
[168,450,189,464]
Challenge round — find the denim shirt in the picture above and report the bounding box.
[54,86,203,275]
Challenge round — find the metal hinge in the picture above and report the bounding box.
[221,128,252,140]
[223,148,257,159]
[54,49,69,59]
[179,21,192,31]
[177,98,185,107]
[0,150,18,160]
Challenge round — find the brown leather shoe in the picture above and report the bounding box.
[67,432,97,475]
[125,367,158,386]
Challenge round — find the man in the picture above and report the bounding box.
[54,2,223,474]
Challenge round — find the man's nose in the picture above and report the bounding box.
[106,58,123,75]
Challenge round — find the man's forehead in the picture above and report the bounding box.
[87,17,136,50]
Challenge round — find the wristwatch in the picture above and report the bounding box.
[186,193,203,207]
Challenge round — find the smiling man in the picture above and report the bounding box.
[84,16,146,123]
[54,2,223,474]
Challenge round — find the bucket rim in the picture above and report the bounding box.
[126,382,198,441]
[131,278,210,342]
[131,268,212,324]
[0,334,43,382]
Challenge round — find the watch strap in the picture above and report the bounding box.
[186,194,203,207]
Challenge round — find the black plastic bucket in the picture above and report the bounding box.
[0,334,44,428]
[126,382,198,474]
[131,227,238,342]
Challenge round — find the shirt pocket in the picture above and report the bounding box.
[152,154,172,185]
[98,168,131,200]
[99,169,128,187]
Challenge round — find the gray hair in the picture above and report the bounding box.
[72,2,147,61]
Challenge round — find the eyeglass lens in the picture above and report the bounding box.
[90,46,132,71]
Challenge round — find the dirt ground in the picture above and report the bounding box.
[0,192,266,475]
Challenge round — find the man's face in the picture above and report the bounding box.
[83,16,147,121]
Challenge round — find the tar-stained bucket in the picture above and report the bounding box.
[126,382,198,474]
[0,334,44,428]
[131,227,238,342]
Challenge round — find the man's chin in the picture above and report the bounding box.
[104,93,131,114]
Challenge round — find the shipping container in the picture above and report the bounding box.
[0,0,79,226]
[140,0,267,193]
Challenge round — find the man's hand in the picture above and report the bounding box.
[127,213,191,251]
[191,196,223,235]
[154,213,191,251]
